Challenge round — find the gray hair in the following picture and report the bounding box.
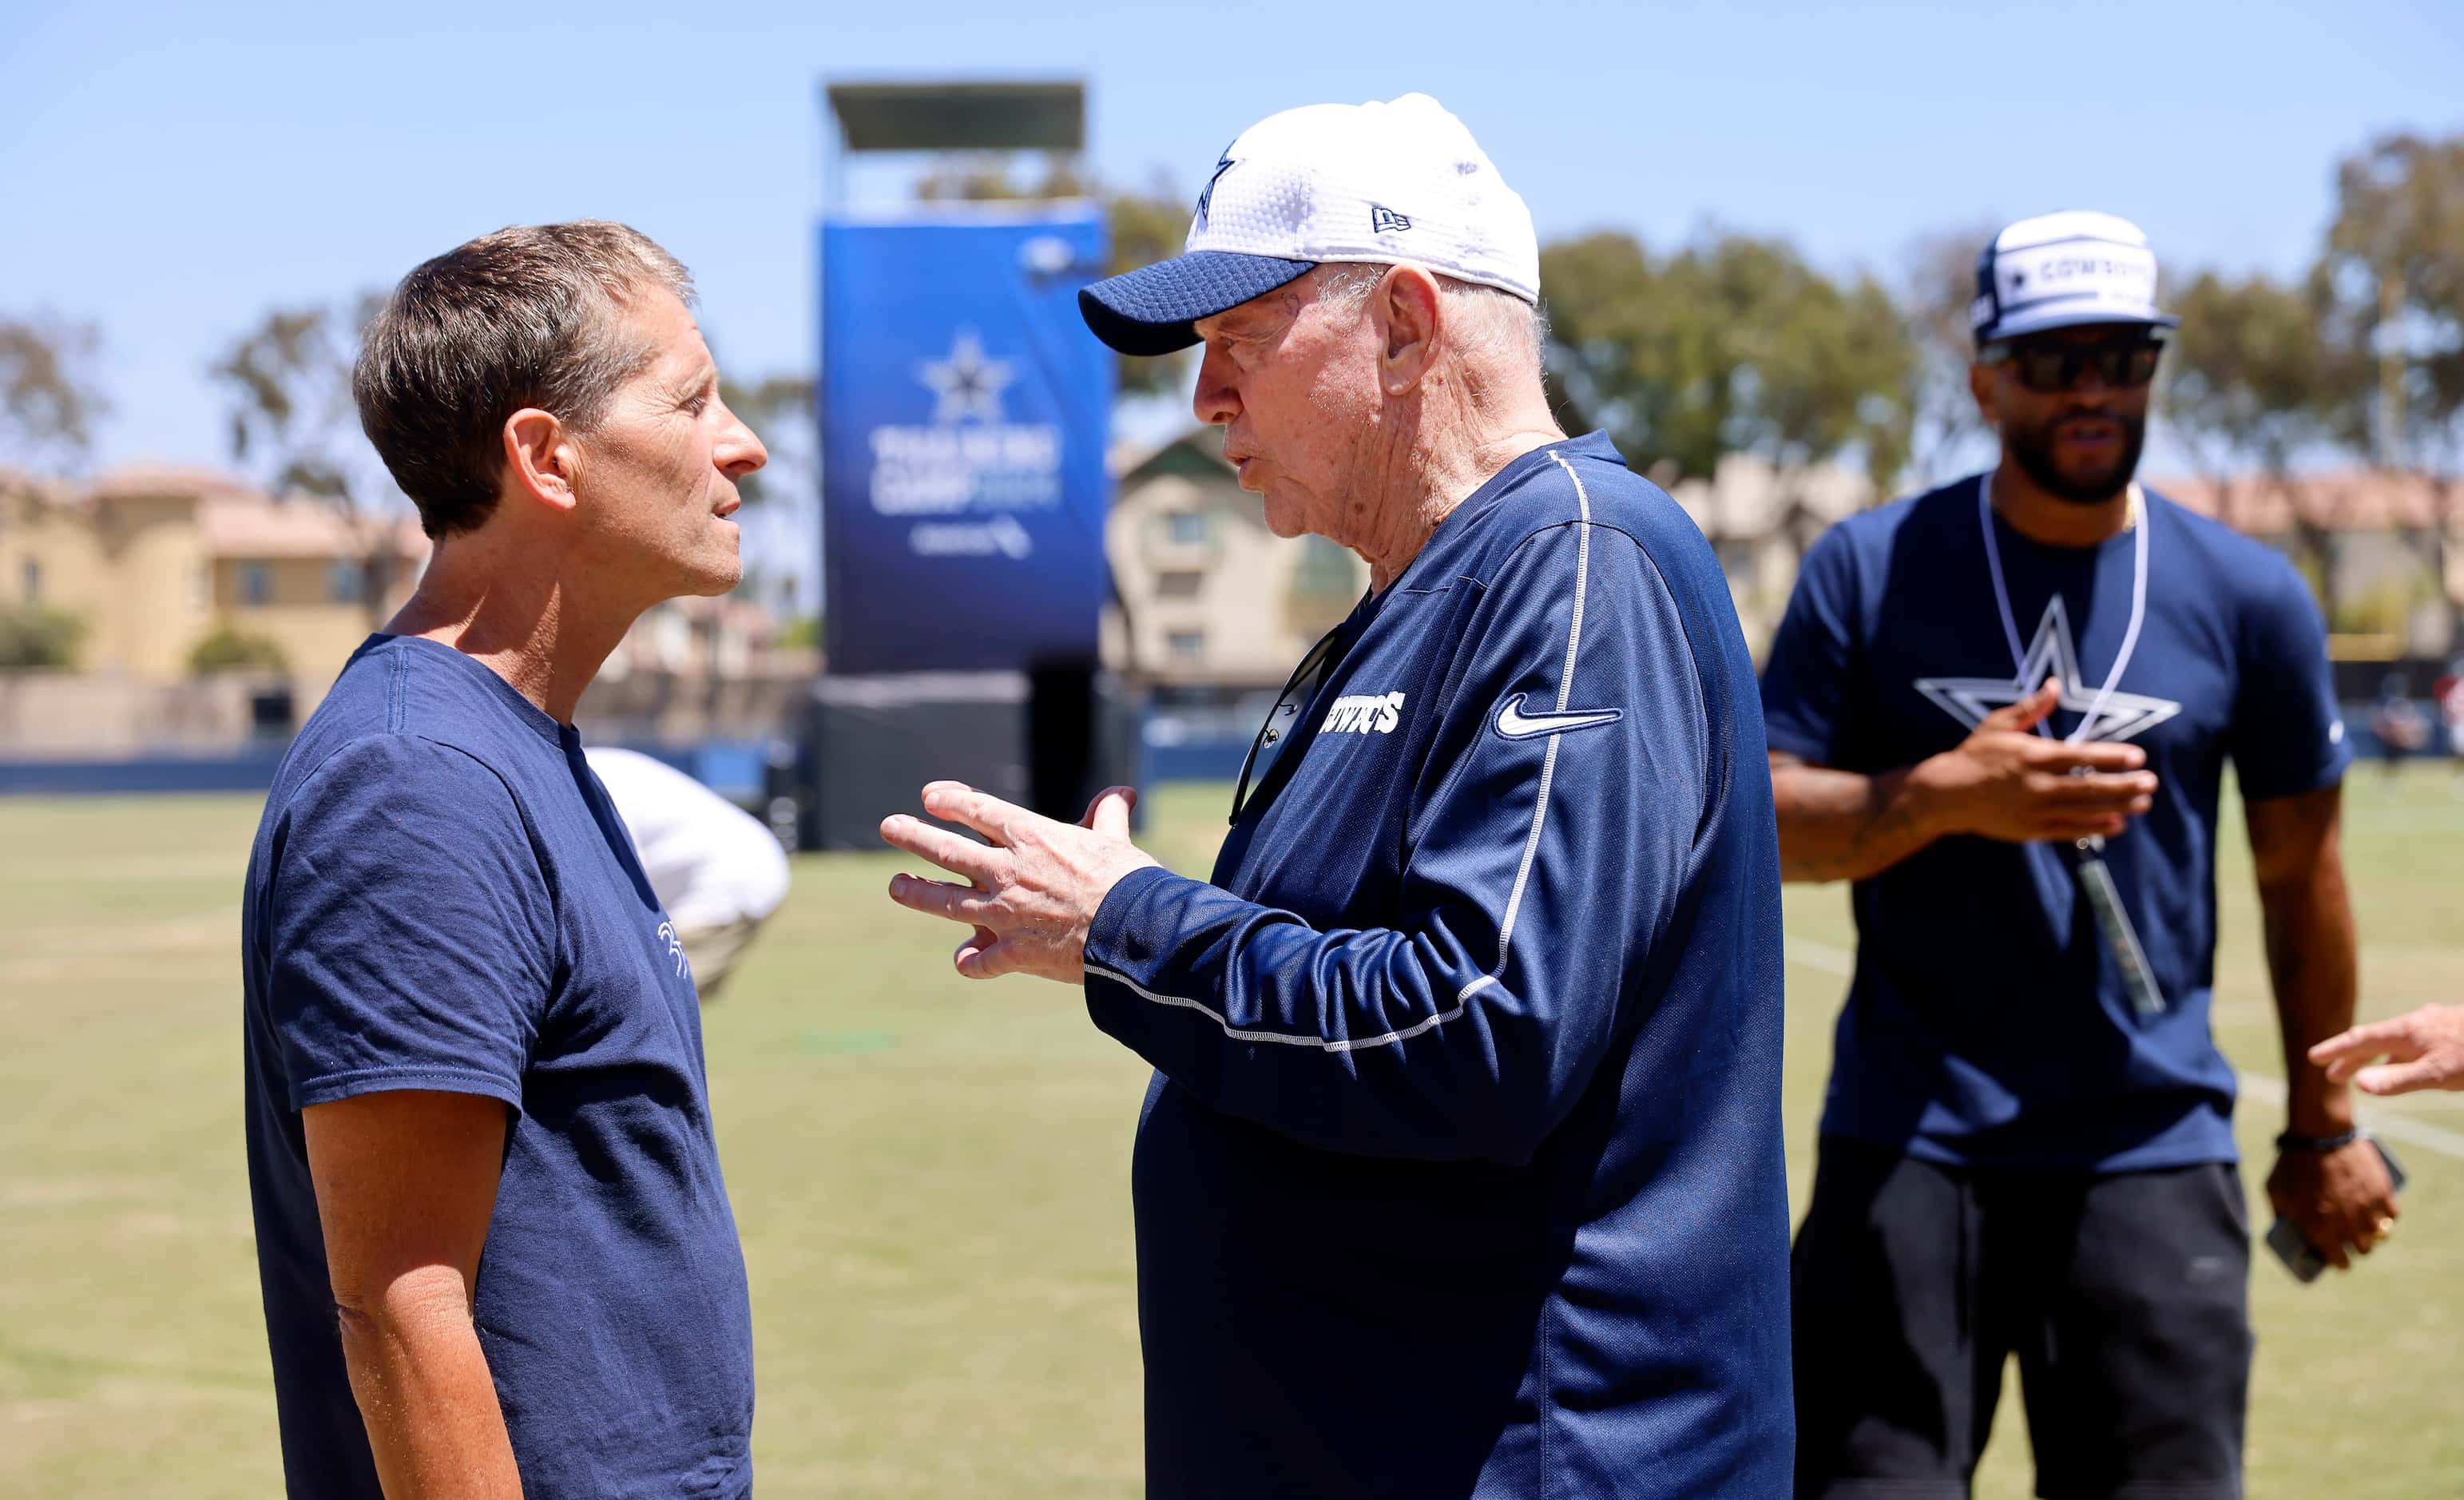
[354,220,695,538]
[1311,262,1551,387]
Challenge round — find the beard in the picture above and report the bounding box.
[2005,409,2146,505]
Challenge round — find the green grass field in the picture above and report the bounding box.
[4,772,2462,1496]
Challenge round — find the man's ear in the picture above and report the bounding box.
[501,408,579,514]
[1373,265,1444,397]
[1967,360,2001,430]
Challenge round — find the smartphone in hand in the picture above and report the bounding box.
[2266,1138,2407,1284]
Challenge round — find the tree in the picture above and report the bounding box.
[2162,270,2354,617]
[0,313,109,474]
[1101,179,1198,399]
[1541,229,1914,490]
[720,371,816,510]
[1536,230,1683,470]
[209,294,403,624]
[2164,271,2349,510]
[1687,234,1913,490]
[2317,131,2464,470]
[2317,131,2464,644]
[718,368,819,613]
[1542,228,1914,612]
[188,621,291,675]
[0,604,85,669]
[1899,223,2000,486]
[210,295,387,504]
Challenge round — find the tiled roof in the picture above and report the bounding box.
[2151,470,2460,533]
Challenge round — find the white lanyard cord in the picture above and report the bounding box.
[1978,474,2150,745]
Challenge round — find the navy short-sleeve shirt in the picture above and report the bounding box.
[1760,478,2351,1171]
[241,635,754,1498]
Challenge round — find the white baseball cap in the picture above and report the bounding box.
[1079,93,1540,356]
[1970,210,2180,347]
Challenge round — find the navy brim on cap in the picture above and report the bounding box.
[1079,250,1318,356]
[1984,304,2182,344]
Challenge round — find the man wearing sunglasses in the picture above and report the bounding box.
[1761,211,2394,1498]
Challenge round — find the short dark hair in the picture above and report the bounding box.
[354,221,694,538]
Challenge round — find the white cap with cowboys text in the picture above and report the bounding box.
[1970,210,2180,346]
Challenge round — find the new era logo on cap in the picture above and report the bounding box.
[1970,210,2180,347]
[1079,93,1540,357]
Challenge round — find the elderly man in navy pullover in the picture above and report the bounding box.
[882,94,1793,1498]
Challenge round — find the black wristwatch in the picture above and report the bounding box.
[2275,1128,2363,1153]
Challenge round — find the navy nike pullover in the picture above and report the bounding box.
[1083,431,1794,1498]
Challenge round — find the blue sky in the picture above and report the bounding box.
[6,0,2459,515]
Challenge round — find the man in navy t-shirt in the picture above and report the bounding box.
[1762,211,2400,1498]
[242,222,770,1498]
[880,96,1792,1497]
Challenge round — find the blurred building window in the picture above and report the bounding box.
[1156,569,1204,599]
[1168,629,1205,661]
[240,560,272,607]
[20,558,38,604]
[1163,510,1210,546]
[329,558,364,605]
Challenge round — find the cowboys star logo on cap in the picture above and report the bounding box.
[1196,149,1236,223]
[1077,93,1540,357]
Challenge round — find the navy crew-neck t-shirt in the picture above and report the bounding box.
[1760,477,2351,1172]
[241,635,755,1498]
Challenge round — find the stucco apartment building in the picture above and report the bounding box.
[0,465,428,752]
[1083,434,2464,710]
[1105,431,1368,692]
[1102,433,1876,681]
[1,463,807,758]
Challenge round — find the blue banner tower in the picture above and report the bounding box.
[806,81,1129,847]
[820,210,1113,673]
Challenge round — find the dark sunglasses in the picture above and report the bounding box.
[1986,333,2166,394]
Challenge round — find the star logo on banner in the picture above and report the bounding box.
[1914,595,2182,744]
[914,328,1014,424]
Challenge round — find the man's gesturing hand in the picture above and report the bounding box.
[1910,678,2160,843]
[2311,1004,2464,1097]
[881,780,1161,983]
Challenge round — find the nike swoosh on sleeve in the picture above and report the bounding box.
[1493,692,1624,740]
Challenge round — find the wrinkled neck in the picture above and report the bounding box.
[1355,383,1565,591]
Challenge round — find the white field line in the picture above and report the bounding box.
[1784,934,2464,1163]
[2231,1072,2464,1161]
